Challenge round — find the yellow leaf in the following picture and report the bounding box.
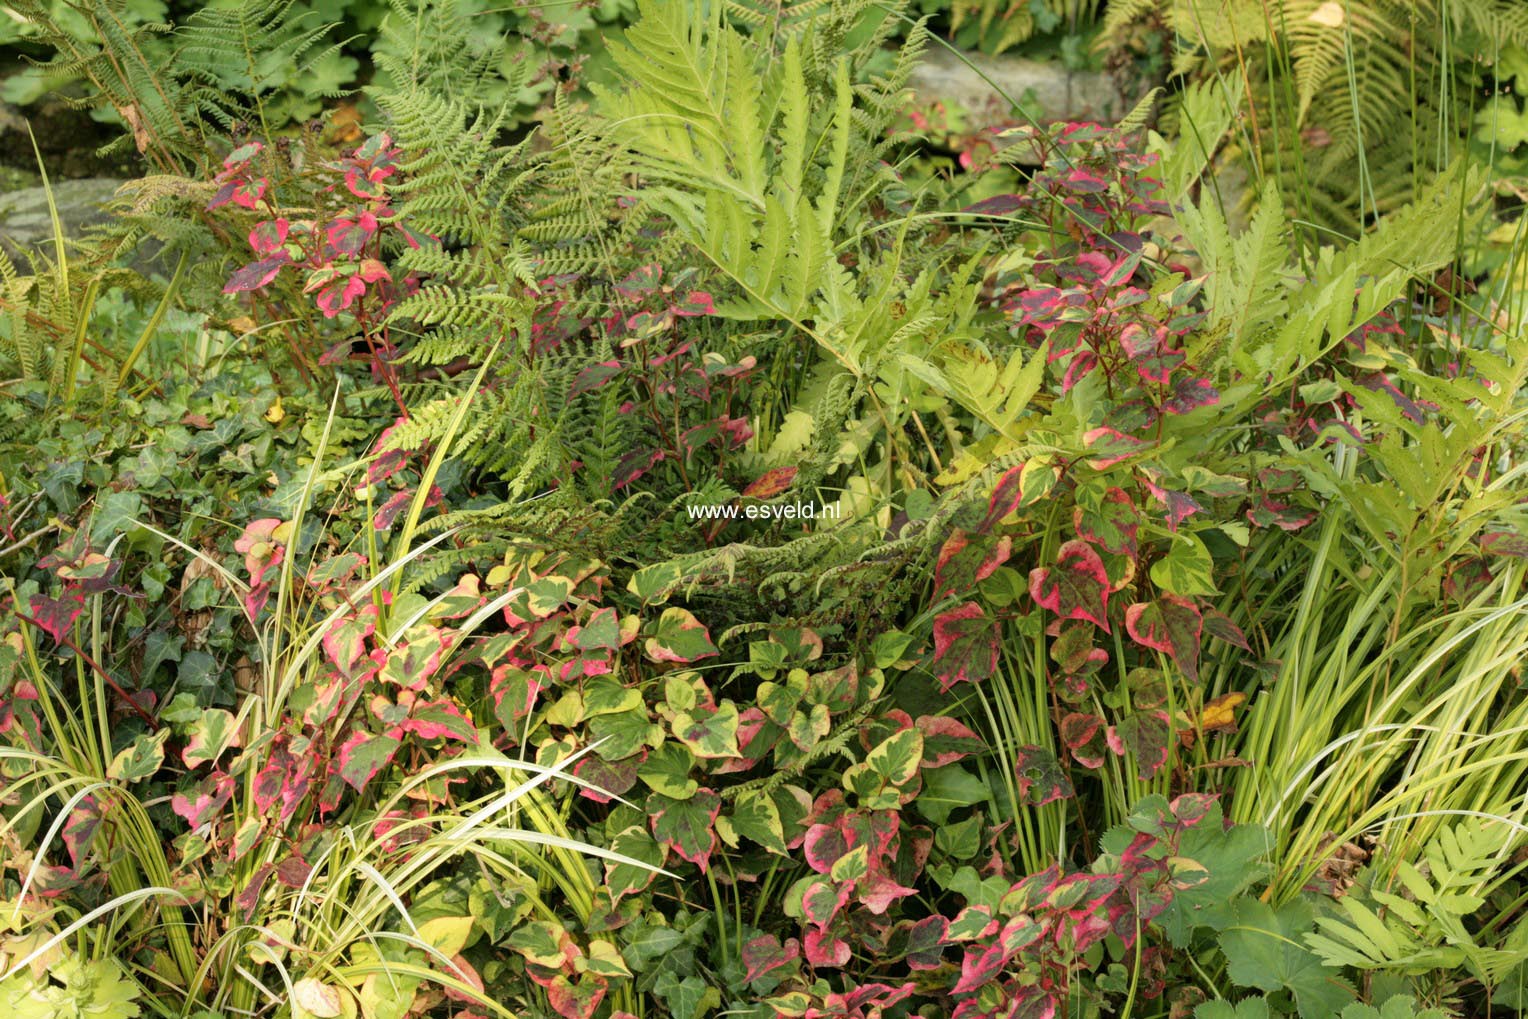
[1308,1,1344,27]
[229,315,257,335]
[1198,692,1246,732]
[265,397,286,424]
[293,977,344,1018]
[415,915,476,958]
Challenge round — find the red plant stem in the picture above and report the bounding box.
[14,611,160,731]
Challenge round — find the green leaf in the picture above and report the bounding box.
[727,789,787,854]
[1150,529,1220,596]
[1195,998,1271,1019]
[637,741,699,799]
[1220,897,1354,1019]
[644,607,719,663]
[605,824,666,901]
[181,708,241,768]
[843,727,924,809]
[916,764,988,825]
[672,700,741,758]
[108,729,170,784]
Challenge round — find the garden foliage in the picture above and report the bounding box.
[2,2,1528,1019]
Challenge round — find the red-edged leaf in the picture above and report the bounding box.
[935,530,1012,599]
[1073,487,1139,556]
[1060,712,1107,769]
[224,141,263,168]
[741,934,800,985]
[643,607,718,664]
[61,794,104,867]
[315,274,366,318]
[648,788,721,870]
[614,263,662,301]
[1028,540,1112,630]
[961,194,1024,216]
[224,254,289,294]
[1203,608,1251,650]
[322,615,376,677]
[743,466,797,500]
[1082,426,1147,469]
[953,941,1010,995]
[803,928,851,968]
[28,592,84,643]
[230,177,267,209]
[931,602,999,691]
[915,715,984,768]
[1481,530,1528,558]
[1013,745,1075,805]
[326,212,378,256]
[546,975,606,1019]
[1162,375,1219,414]
[1106,711,1172,779]
[1050,623,1107,682]
[981,460,1057,534]
[613,447,664,490]
[172,771,234,828]
[674,291,714,317]
[1124,596,1203,681]
[248,218,289,254]
[336,730,401,793]
[803,824,849,874]
[569,360,623,398]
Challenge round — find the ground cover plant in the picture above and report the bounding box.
[2,1,1528,1018]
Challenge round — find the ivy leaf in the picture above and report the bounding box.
[1220,897,1355,1019]
[1029,540,1113,630]
[653,971,722,1019]
[1125,596,1204,681]
[648,789,722,870]
[931,602,999,691]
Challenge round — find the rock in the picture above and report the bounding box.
[908,47,1132,149]
[0,177,124,261]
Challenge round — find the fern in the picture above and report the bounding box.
[1305,818,1528,987]
[1102,0,1528,232]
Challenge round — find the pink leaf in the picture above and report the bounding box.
[1028,540,1112,631]
[931,602,999,691]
